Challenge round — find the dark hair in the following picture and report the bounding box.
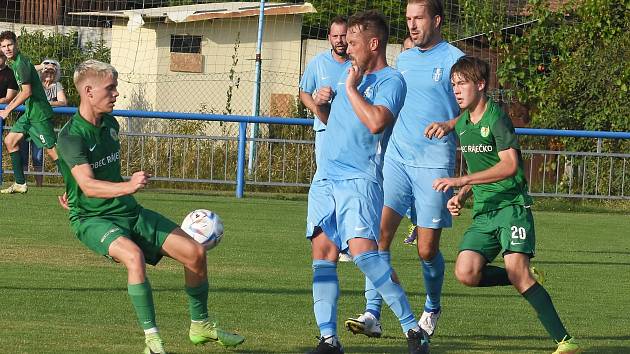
[450,55,490,92]
[0,31,17,43]
[408,0,444,25]
[348,10,389,45]
[329,15,348,29]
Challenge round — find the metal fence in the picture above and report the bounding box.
[2,107,629,199]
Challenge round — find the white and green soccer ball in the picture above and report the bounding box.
[181,209,224,250]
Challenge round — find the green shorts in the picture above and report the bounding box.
[10,114,56,149]
[459,204,535,262]
[71,208,179,265]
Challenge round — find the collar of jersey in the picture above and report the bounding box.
[72,111,109,133]
[465,97,497,127]
[416,40,447,55]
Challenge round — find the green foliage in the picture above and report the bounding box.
[302,0,408,42]
[16,29,111,108]
[497,0,630,152]
[446,0,508,44]
[168,0,194,6]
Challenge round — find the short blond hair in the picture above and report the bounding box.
[73,59,118,89]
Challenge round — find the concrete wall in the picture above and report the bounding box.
[111,14,304,119]
[0,21,111,48]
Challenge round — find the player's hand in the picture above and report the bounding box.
[346,65,364,90]
[424,121,453,139]
[0,109,9,120]
[314,86,333,105]
[446,194,464,216]
[128,171,151,193]
[432,176,465,192]
[57,192,70,210]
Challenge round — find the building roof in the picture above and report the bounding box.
[70,2,316,30]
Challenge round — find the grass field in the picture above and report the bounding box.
[1,187,629,354]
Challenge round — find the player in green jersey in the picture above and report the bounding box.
[0,31,60,194]
[430,56,581,354]
[56,60,244,354]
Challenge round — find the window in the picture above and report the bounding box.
[170,35,202,53]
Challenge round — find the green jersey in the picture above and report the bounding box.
[455,98,532,217]
[57,112,139,222]
[8,52,53,123]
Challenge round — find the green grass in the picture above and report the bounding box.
[1,187,629,353]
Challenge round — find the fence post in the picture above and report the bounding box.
[236,121,247,198]
[247,0,266,176]
[597,138,602,153]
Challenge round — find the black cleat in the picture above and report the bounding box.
[407,328,430,354]
[306,336,344,354]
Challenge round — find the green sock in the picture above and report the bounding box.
[522,282,570,342]
[478,265,511,287]
[185,281,209,321]
[10,151,26,184]
[128,281,157,330]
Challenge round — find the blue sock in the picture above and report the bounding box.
[421,251,445,312]
[354,251,416,333]
[364,251,390,319]
[312,260,339,338]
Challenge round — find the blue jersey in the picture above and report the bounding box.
[386,41,464,168]
[299,50,351,132]
[321,66,406,184]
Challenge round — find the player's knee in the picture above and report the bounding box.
[122,250,146,274]
[454,266,479,287]
[418,246,438,261]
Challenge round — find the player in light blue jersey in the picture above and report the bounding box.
[346,0,464,339]
[300,15,351,183]
[305,10,429,354]
[300,16,353,263]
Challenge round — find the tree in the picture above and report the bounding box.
[17,29,111,109]
[496,0,629,152]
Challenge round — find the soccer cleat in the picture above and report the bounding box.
[306,336,344,354]
[419,308,441,337]
[0,182,27,194]
[189,320,245,348]
[530,266,546,285]
[403,224,417,245]
[144,333,166,354]
[553,336,582,354]
[338,252,353,262]
[406,327,430,354]
[344,312,382,338]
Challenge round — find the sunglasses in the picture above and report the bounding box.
[43,60,58,66]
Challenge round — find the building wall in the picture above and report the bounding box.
[111,14,304,120]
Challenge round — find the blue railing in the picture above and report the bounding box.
[1,104,629,198]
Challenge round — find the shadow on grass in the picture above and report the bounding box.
[0,285,519,300]
[534,260,630,266]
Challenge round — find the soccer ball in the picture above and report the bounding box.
[181,209,224,250]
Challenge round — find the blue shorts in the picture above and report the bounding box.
[306,178,382,252]
[383,157,453,229]
[312,130,326,181]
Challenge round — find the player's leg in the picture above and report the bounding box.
[306,179,344,354]
[346,158,411,337]
[74,216,164,354]
[338,179,428,353]
[31,142,44,187]
[454,213,510,288]
[1,129,27,192]
[29,120,60,167]
[500,206,581,353]
[413,167,453,335]
[131,207,243,349]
